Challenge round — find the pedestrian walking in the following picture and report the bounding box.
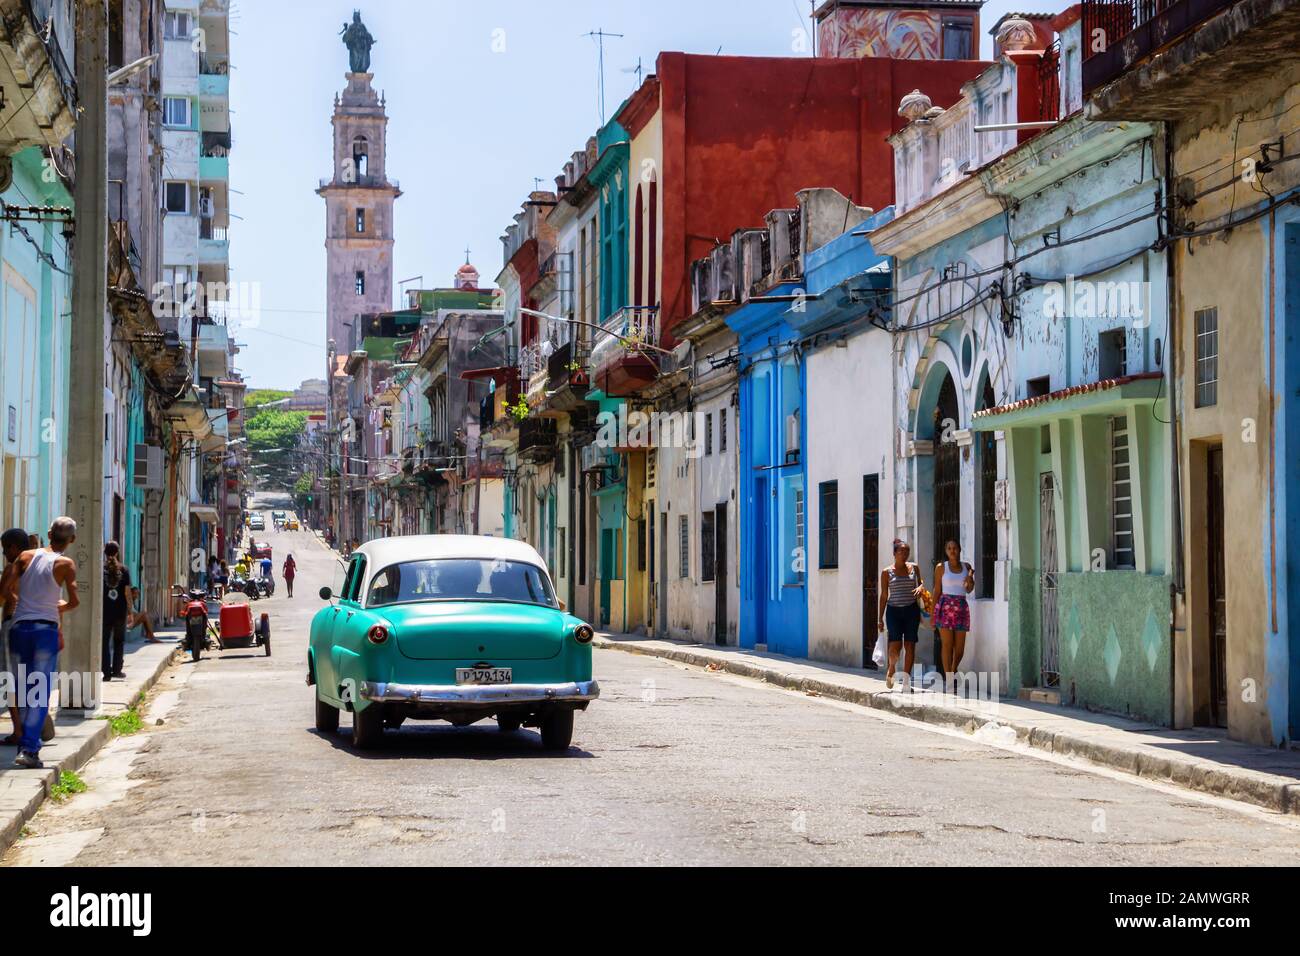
[877,538,924,690]
[282,553,297,598]
[2,517,79,768]
[933,539,975,692]
[0,527,28,743]
[102,542,132,682]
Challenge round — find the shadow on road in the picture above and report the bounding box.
[309,724,596,761]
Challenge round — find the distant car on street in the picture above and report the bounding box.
[308,535,597,751]
[249,514,265,531]
[286,518,300,531]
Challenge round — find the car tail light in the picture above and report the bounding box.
[367,625,389,645]
[573,624,594,644]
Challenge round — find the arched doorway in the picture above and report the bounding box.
[931,372,961,576]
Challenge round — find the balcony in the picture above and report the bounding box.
[588,306,660,398]
[318,174,400,191]
[518,418,558,462]
[198,233,229,265]
[199,70,229,99]
[1039,41,1062,123]
[1085,0,1300,118]
[196,322,229,379]
[544,340,591,412]
[200,155,229,181]
[520,341,549,403]
[0,0,76,155]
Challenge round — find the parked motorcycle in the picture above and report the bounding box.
[256,576,275,599]
[179,588,215,662]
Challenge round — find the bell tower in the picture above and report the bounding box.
[318,14,399,352]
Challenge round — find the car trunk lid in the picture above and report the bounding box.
[383,601,564,661]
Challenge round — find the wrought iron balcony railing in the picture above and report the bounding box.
[1081,0,1234,91]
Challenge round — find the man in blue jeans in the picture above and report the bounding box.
[1,517,79,768]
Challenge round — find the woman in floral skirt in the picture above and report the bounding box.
[932,539,975,692]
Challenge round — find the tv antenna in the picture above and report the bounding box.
[620,56,643,88]
[584,28,624,124]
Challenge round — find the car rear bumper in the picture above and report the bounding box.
[358,679,600,707]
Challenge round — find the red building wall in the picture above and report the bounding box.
[631,52,989,341]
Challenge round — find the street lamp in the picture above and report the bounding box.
[107,54,158,86]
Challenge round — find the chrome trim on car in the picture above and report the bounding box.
[358,679,600,706]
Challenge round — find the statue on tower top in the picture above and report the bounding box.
[340,10,375,74]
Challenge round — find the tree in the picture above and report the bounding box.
[246,407,308,490]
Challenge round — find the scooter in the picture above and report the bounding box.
[256,575,275,599]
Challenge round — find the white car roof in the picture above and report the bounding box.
[357,535,549,574]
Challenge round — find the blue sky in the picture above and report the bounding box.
[229,0,1064,390]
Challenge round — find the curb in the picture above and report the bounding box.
[0,643,180,854]
[595,637,1300,816]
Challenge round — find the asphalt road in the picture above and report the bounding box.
[7,491,1300,866]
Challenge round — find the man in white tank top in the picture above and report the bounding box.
[1,517,80,768]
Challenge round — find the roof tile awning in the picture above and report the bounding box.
[972,372,1164,430]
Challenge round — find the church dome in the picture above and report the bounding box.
[455,261,480,289]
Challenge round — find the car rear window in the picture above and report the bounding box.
[366,558,557,609]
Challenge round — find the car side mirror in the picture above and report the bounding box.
[319,586,332,601]
[558,599,567,611]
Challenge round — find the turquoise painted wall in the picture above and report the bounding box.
[1,148,72,534]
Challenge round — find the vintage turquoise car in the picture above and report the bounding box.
[308,535,597,751]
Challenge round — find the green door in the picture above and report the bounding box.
[599,528,614,627]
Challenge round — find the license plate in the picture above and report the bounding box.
[456,667,512,685]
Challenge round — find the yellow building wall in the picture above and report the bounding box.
[1171,64,1300,744]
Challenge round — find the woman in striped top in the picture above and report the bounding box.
[877,539,924,689]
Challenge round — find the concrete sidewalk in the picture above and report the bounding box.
[595,632,1300,815]
[0,629,179,852]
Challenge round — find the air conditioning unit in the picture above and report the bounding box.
[580,443,606,472]
[133,443,164,490]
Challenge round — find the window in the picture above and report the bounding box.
[355,271,365,296]
[1194,307,1218,407]
[1111,415,1135,569]
[794,487,805,578]
[701,511,716,582]
[1099,328,1127,379]
[720,408,727,452]
[163,10,191,40]
[558,528,566,578]
[679,514,689,578]
[162,96,190,127]
[365,558,557,608]
[352,136,369,178]
[355,208,365,234]
[818,480,839,569]
[636,519,646,573]
[164,182,189,214]
[704,413,713,455]
[942,18,974,59]
[978,379,997,598]
[1026,375,1051,398]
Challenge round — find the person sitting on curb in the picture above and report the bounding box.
[1,517,79,768]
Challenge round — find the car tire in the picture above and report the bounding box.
[315,691,339,734]
[351,703,384,750]
[497,715,522,733]
[539,710,574,751]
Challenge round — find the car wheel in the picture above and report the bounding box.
[351,703,384,750]
[315,690,339,734]
[539,710,574,751]
[497,715,522,733]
